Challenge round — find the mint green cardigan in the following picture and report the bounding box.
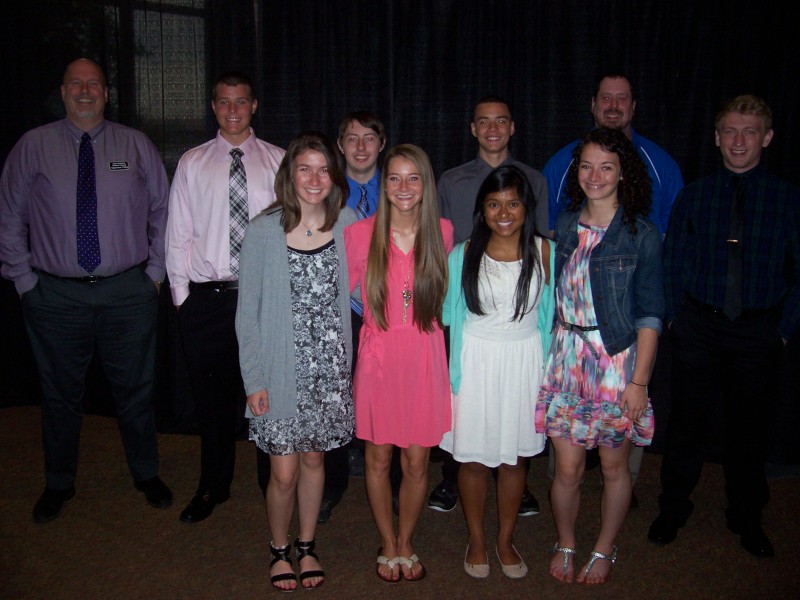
[442,238,556,395]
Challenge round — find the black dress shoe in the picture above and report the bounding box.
[179,491,229,523]
[727,520,774,558]
[317,497,339,524]
[33,486,76,524]
[427,480,458,512]
[648,512,684,545]
[518,488,540,516]
[134,476,173,508]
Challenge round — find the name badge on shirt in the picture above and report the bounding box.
[109,161,130,171]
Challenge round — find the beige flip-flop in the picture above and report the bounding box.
[376,550,401,583]
[397,554,426,582]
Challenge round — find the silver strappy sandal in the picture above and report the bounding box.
[550,542,577,578]
[582,545,617,580]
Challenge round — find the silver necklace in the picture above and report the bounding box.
[299,216,322,237]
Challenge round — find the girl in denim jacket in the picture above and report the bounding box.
[535,128,664,585]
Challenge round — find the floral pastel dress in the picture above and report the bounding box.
[535,223,655,448]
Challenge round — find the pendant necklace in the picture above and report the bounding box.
[299,215,322,237]
[391,228,415,325]
[401,259,413,325]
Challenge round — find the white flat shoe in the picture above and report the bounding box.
[496,545,528,579]
[463,546,490,579]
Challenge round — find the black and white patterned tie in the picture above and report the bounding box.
[355,184,369,219]
[76,132,101,273]
[229,148,248,276]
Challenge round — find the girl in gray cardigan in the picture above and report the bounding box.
[236,132,356,592]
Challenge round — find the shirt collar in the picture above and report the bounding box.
[64,118,107,142]
[345,169,381,198]
[723,162,764,182]
[475,154,515,170]
[216,128,257,156]
[347,170,381,190]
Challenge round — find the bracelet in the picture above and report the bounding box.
[629,380,648,387]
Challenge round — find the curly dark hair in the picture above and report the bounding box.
[564,128,651,233]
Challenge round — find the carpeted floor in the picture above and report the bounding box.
[1,405,798,600]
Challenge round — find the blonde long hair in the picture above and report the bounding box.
[365,144,448,332]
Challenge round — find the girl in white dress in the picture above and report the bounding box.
[440,165,555,579]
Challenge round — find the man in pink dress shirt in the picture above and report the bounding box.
[165,71,285,523]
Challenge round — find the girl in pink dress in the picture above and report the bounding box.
[345,144,453,583]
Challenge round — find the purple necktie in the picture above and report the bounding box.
[76,132,101,273]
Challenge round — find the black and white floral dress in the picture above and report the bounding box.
[249,240,354,455]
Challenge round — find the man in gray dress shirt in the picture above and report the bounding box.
[437,96,549,243]
[0,58,172,523]
[430,96,548,515]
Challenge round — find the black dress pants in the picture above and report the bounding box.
[178,285,246,497]
[23,268,160,489]
[319,310,363,501]
[659,301,782,525]
[321,309,402,501]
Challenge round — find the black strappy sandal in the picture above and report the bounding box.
[295,538,325,591]
[270,541,297,592]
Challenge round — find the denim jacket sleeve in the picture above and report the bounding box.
[554,209,663,357]
[594,216,664,355]
[631,222,665,335]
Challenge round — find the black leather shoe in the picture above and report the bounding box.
[648,512,684,545]
[317,497,339,524]
[33,486,76,524]
[727,520,774,558]
[427,480,458,512]
[179,491,229,523]
[134,476,173,508]
[518,488,540,516]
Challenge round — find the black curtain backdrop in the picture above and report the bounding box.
[1,1,798,458]
[258,0,799,186]
[2,1,798,183]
